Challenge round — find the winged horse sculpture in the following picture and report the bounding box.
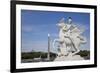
[53,17,87,57]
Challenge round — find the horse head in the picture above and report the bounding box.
[56,18,66,28]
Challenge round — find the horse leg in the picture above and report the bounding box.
[59,42,66,56]
[67,44,72,56]
[53,39,64,57]
[78,36,87,44]
[57,52,62,57]
[64,37,73,56]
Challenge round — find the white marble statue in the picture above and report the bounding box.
[53,17,87,57]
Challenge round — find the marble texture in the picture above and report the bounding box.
[55,54,84,61]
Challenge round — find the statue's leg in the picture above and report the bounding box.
[69,38,80,56]
[72,44,80,56]
[72,49,80,56]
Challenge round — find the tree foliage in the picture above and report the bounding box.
[21,51,57,59]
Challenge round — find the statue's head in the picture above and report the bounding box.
[67,17,72,24]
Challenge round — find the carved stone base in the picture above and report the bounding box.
[54,54,84,61]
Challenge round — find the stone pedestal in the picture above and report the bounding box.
[54,54,84,61]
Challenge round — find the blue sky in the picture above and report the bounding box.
[21,10,90,53]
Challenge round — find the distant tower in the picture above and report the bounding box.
[48,33,50,60]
